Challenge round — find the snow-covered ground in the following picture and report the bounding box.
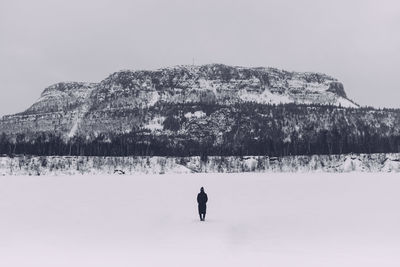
[1,153,399,175]
[1,173,400,267]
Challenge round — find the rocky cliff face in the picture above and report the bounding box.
[0,64,358,138]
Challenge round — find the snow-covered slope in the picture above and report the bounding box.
[24,82,97,115]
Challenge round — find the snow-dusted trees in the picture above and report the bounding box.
[0,103,399,157]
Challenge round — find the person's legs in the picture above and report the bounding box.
[198,206,202,221]
[198,205,207,221]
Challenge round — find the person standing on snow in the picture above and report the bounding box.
[197,187,208,221]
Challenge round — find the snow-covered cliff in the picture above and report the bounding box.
[0,64,357,138]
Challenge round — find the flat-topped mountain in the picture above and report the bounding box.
[25,64,357,113]
[2,64,399,158]
[0,64,357,138]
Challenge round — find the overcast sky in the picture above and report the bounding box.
[0,0,399,116]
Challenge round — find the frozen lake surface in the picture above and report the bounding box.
[1,173,400,267]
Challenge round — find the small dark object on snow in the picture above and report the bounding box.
[114,169,125,175]
[197,187,208,221]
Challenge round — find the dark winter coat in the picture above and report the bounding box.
[197,191,208,214]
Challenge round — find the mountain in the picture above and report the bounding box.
[0,64,357,137]
[1,64,399,158]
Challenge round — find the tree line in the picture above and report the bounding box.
[1,103,400,157]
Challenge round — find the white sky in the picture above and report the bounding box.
[0,0,399,116]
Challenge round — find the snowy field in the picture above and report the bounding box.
[1,173,400,267]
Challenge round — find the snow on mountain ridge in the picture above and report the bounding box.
[96,64,356,108]
[0,64,359,138]
[24,82,97,115]
[25,64,357,116]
